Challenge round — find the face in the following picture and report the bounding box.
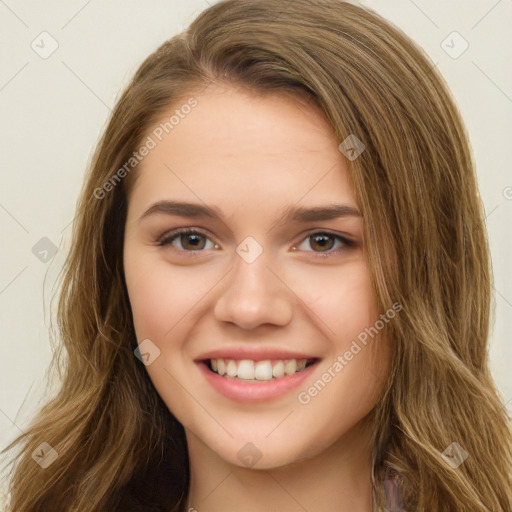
[123,84,391,470]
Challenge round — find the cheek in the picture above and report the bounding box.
[290,260,388,413]
[297,259,378,343]
[124,255,212,340]
[125,262,171,339]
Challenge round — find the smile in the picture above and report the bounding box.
[197,355,320,403]
[208,358,314,381]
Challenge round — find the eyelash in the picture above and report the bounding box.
[156,228,356,258]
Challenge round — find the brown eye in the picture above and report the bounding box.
[158,229,218,252]
[295,232,355,255]
[309,234,336,252]
[179,233,207,250]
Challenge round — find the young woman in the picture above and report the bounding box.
[3,0,511,510]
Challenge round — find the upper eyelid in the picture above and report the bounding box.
[157,227,216,246]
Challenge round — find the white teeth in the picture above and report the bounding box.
[237,359,255,380]
[226,359,237,378]
[272,360,285,378]
[254,360,273,380]
[284,359,297,375]
[208,357,312,381]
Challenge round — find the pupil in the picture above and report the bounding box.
[311,234,333,251]
[183,234,205,250]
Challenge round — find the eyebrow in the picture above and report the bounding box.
[139,200,361,224]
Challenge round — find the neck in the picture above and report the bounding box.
[185,417,376,512]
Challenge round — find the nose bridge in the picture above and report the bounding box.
[213,243,294,329]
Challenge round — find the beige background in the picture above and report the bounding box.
[1,0,511,462]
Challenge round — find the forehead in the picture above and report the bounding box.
[128,85,357,215]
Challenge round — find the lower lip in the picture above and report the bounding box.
[197,361,318,403]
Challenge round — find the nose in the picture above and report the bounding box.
[213,251,294,330]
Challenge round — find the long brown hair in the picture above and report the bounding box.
[3,1,511,510]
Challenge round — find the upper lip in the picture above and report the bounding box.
[195,347,319,362]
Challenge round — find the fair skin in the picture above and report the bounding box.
[123,84,391,512]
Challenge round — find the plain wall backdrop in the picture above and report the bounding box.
[1,0,511,462]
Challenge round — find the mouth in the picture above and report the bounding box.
[196,356,320,403]
[205,357,317,381]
